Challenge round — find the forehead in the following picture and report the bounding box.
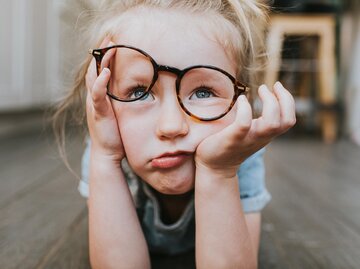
[111,7,237,75]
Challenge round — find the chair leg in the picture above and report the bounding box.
[266,15,338,143]
[265,26,284,88]
[318,19,337,142]
[320,110,337,143]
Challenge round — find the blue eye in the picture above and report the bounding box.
[129,86,154,101]
[190,87,215,100]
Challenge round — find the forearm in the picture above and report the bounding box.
[88,152,150,269]
[195,166,257,269]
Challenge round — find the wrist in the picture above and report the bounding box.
[89,150,127,188]
[195,160,239,180]
[195,161,240,194]
[90,147,123,170]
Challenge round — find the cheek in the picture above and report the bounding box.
[118,118,152,177]
[120,121,149,152]
[114,106,153,159]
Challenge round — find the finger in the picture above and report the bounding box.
[259,84,281,124]
[253,84,281,136]
[234,95,252,134]
[273,81,296,130]
[224,95,252,140]
[101,41,117,70]
[91,67,111,117]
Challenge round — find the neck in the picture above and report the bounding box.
[153,188,194,203]
[149,186,194,224]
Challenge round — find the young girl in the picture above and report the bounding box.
[54,0,296,268]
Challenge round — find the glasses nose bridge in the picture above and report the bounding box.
[155,63,183,103]
[157,65,182,77]
[152,66,194,126]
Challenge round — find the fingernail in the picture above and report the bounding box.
[102,67,110,75]
[239,95,248,102]
[275,81,283,89]
[259,84,268,93]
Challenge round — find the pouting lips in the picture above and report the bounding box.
[151,151,193,169]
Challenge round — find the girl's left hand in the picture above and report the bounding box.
[195,81,296,177]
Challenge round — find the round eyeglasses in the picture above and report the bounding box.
[89,45,249,121]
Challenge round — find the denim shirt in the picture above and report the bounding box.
[78,138,271,254]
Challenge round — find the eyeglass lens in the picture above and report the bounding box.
[106,47,235,119]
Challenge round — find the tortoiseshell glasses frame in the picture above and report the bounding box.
[89,44,250,121]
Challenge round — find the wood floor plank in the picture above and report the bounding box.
[309,247,360,268]
[35,209,90,269]
[261,139,360,268]
[0,130,50,166]
[266,140,360,238]
[259,218,292,269]
[0,132,84,208]
[2,128,360,268]
[0,148,86,269]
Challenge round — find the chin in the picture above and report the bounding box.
[158,180,194,195]
[150,171,195,194]
[128,157,196,194]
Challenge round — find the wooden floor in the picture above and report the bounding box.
[1,125,360,268]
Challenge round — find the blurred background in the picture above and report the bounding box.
[0,0,359,268]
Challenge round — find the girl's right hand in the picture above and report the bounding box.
[85,38,125,163]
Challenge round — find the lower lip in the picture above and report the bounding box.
[151,154,190,169]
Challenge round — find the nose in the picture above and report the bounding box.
[155,92,189,140]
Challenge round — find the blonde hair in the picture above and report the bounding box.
[53,0,269,166]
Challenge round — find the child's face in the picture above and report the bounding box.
[111,8,239,194]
